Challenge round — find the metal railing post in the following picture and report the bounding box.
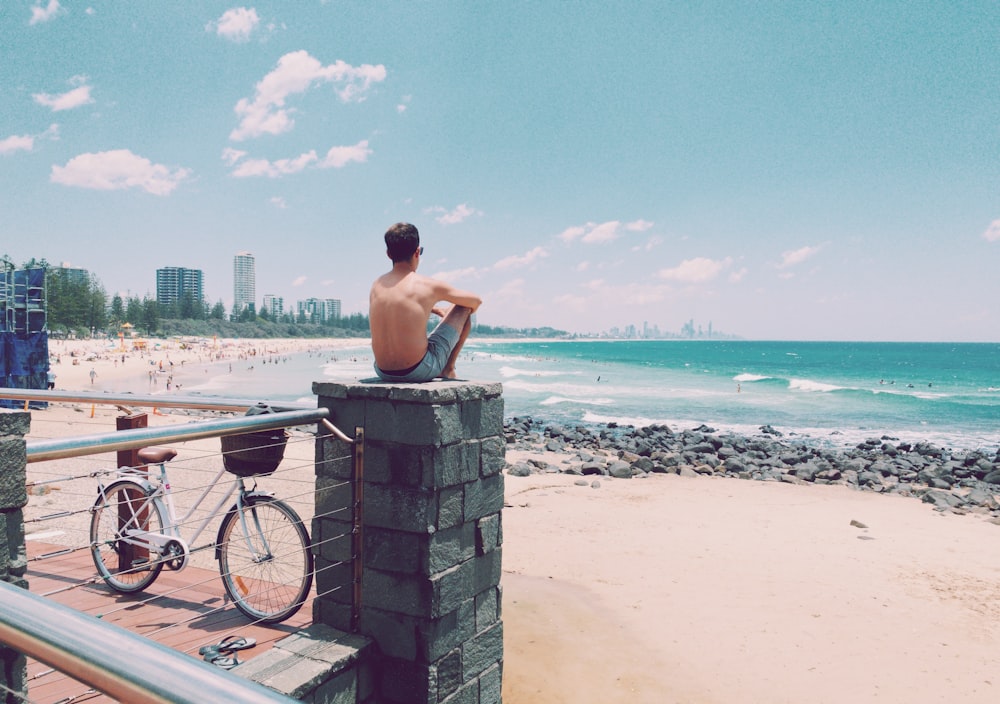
[351,426,364,633]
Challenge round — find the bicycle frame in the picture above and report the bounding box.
[105,462,249,559]
[91,447,315,624]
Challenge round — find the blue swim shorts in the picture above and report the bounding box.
[374,320,461,383]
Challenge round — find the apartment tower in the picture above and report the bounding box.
[156,266,204,307]
[233,251,256,315]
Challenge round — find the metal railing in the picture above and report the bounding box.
[1,388,312,413]
[26,406,331,462]
[0,582,297,704]
[0,391,365,704]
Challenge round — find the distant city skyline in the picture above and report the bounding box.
[2,4,998,341]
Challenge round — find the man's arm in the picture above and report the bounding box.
[429,279,482,312]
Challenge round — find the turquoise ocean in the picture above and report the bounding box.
[174,340,1000,453]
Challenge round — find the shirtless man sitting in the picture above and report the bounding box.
[369,222,482,381]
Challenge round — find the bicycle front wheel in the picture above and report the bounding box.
[217,496,313,623]
[90,480,165,593]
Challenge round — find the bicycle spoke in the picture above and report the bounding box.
[218,497,313,623]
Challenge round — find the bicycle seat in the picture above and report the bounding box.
[137,447,177,464]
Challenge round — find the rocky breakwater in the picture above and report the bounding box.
[504,417,1000,522]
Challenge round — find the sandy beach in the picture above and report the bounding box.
[15,337,1000,703]
[501,462,999,703]
[43,335,368,397]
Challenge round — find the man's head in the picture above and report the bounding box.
[385,222,421,263]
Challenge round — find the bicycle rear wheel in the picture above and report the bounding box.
[90,480,165,593]
[217,496,313,623]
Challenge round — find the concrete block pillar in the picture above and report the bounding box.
[0,410,30,700]
[313,381,505,704]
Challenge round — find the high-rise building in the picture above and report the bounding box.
[323,298,341,321]
[156,266,204,307]
[233,252,255,315]
[55,263,90,287]
[262,294,284,318]
[297,297,342,323]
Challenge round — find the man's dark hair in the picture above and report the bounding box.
[385,222,420,263]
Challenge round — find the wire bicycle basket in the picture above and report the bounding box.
[220,430,288,477]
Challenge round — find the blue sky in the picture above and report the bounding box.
[1,1,998,341]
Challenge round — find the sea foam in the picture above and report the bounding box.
[788,378,842,393]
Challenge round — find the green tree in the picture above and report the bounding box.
[177,290,204,320]
[210,300,226,320]
[125,296,144,328]
[84,274,108,333]
[109,295,125,327]
[44,265,107,335]
[142,296,159,335]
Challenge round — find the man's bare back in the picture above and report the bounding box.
[370,223,481,381]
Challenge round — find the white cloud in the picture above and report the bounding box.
[494,246,548,271]
[658,256,733,283]
[1,124,59,155]
[777,244,822,268]
[559,220,627,244]
[269,196,287,209]
[632,235,662,252]
[625,219,654,232]
[33,83,94,112]
[569,278,671,307]
[230,50,387,141]
[0,135,34,155]
[51,149,190,195]
[291,275,307,286]
[983,219,1000,242]
[583,220,621,243]
[558,226,586,243]
[224,141,369,177]
[29,0,61,25]
[428,203,482,226]
[431,267,479,283]
[319,140,371,168]
[208,7,260,42]
[229,150,318,178]
[221,147,247,166]
[496,278,526,297]
[729,267,748,283]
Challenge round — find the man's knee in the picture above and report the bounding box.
[444,304,472,329]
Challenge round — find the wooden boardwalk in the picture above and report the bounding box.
[24,539,313,704]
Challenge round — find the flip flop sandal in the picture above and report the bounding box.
[216,635,257,652]
[205,653,239,670]
[198,635,257,658]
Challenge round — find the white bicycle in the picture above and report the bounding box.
[88,435,313,624]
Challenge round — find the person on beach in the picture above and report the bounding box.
[369,222,482,381]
